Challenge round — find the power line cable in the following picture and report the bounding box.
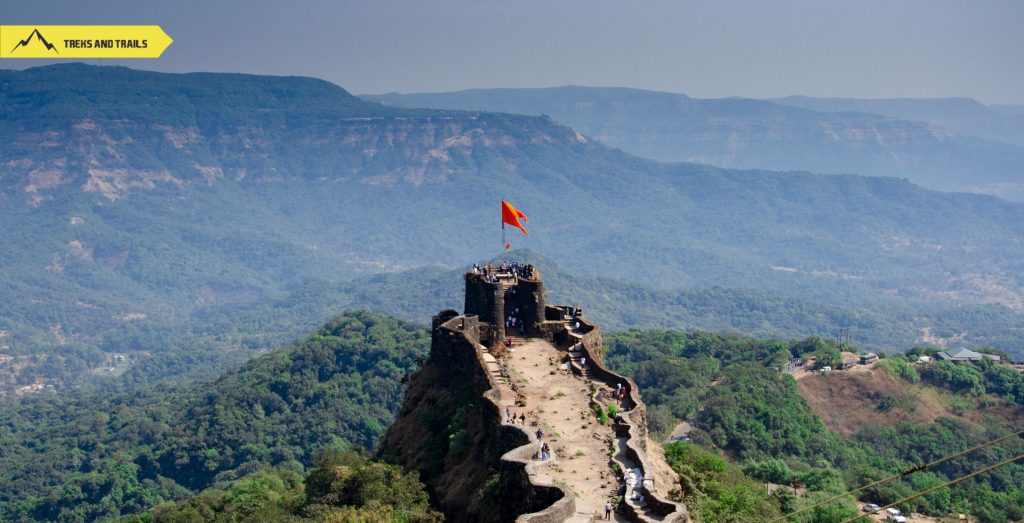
[839,452,1024,523]
[769,429,1024,523]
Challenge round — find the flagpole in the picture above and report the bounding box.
[500,197,505,254]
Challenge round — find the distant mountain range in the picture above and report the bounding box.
[770,95,1024,147]
[2,64,1024,387]
[365,87,1024,200]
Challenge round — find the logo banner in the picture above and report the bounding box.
[0,26,173,58]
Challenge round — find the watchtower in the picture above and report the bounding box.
[464,263,545,347]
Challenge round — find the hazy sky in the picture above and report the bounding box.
[3,0,1023,104]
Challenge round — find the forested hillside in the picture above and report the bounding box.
[126,450,441,523]
[167,252,1024,361]
[0,312,428,522]
[604,330,1024,522]
[4,64,1024,392]
[2,307,1021,521]
[6,249,1023,393]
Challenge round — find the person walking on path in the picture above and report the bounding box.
[605,500,613,519]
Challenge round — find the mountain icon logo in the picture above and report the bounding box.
[10,28,59,55]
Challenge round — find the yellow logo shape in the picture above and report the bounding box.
[0,25,173,58]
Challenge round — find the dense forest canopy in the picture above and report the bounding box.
[0,312,429,522]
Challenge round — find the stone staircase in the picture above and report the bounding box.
[613,436,669,521]
[569,346,597,379]
[480,348,509,386]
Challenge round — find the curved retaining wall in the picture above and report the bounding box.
[553,308,688,523]
[438,315,577,523]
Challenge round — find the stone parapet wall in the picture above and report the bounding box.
[437,315,576,522]
[552,311,688,522]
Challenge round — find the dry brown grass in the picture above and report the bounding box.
[796,367,1024,436]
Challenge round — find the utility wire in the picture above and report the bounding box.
[839,452,1024,523]
[769,429,1024,523]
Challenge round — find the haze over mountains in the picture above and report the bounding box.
[770,95,1024,147]
[2,64,1024,389]
[366,87,1024,200]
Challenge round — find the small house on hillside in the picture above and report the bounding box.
[935,347,1000,363]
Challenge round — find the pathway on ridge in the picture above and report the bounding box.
[504,338,627,522]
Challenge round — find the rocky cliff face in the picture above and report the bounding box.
[379,314,567,522]
[366,86,1024,200]
[1,65,592,204]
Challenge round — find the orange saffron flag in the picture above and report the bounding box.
[501,200,528,236]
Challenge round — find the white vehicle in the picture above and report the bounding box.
[862,503,880,513]
[886,508,904,521]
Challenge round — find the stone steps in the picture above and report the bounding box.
[480,350,509,385]
[568,349,596,379]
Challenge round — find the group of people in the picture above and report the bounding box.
[504,406,526,426]
[506,262,535,280]
[535,428,552,461]
[505,309,526,335]
[474,263,501,283]
[471,262,536,283]
[614,382,629,403]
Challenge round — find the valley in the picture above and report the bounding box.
[1,51,1023,523]
[2,65,1024,393]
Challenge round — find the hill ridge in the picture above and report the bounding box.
[2,64,1024,392]
[365,85,1024,199]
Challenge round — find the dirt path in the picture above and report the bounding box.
[665,421,693,443]
[504,339,625,521]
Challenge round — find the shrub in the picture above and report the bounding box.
[607,403,619,419]
[877,357,920,383]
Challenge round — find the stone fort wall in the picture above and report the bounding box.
[384,267,686,522]
[461,268,687,521]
